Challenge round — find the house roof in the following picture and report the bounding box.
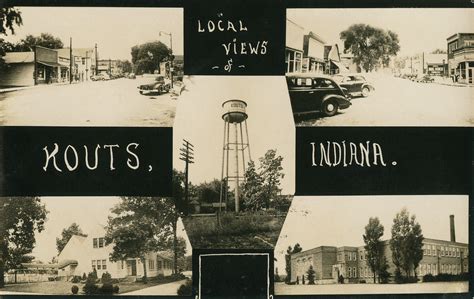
[156,251,174,261]
[58,259,78,269]
[4,52,34,64]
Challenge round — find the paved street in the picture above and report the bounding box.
[295,73,473,126]
[120,279,187,295]
[275,281,469,295]
[0,77,177,126]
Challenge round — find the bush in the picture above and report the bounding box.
[100,283,114,294]
[83,271,100,295]
[423,273,469,282]
[359,279,366,284]
[177,279,192,296]
[113,285,120,294]
[82,273,87,280]
[423,274,435,282]
[101,272,112,284]
[71,285,79,294]
[71,276,81,283]
[170,272,186,280]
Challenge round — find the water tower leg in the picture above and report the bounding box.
[244,119,252,162]
[234,123,240,213]
[219,121,227,216]
[225,121,230,211]
[240,122,246,173]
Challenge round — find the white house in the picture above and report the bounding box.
[57,225,174,280]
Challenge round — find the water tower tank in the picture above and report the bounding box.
[222,99,247,123]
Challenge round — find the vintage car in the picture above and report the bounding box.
[90,73,110,81]
[138,75,171,95]
[286,74,352,117]
[414,74,434,83]
[332,73,375,97]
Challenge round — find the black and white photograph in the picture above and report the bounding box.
[0,197,192,296]
[285,9,473,126]
[0,7,184,126]
[172,76,295,249]
[274,196,469,295]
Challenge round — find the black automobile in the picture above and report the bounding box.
[286,74,352,117]
[333,74,375,98]
[138,75,171,95]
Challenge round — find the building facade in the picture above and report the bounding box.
[447,33,474,84]
[291,216,468,284]
[57,225,174,280]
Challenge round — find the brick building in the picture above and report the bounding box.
[447,33,474,84]
[290,215,468,284]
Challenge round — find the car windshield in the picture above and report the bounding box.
[155,76,165,82]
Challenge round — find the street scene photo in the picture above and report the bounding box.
[0,197,192,296]
[274,196,469,295]
[0,7,184,126]
[172,76,295,249]
[286,9,473,126]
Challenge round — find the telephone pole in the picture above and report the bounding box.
[69,37,73,84]
[179,139,194,216]
[95,43,99,75]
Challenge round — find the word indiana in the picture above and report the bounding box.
[311,141,389,167]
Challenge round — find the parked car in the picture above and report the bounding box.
[332,74,375,97]
[415,74,434,83]
[286,74,352,117]
[91,73,110,81]
[138,75,171,95]
[171,81,185,96]
[128,73,136,79]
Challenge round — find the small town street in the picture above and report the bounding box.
[295,73,473,127]
[0,76,177,126]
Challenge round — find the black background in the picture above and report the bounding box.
[0,127,173,196]
[295,127,471,195]
[184,0,286,75]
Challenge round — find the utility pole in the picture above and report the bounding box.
[108,58,112,77]
[159,31,173,88]
[69,37,73,84]
[179,139,194,216]
[95,43,99,75]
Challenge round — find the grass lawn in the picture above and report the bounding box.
[183,212,286,249]
[2,277,183,295]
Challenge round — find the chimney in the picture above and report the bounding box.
[449,215,456,243]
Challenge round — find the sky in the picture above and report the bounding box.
[32,197,191,263]
[274,195,469,273]
[173,76,296,195]
[4,7,183,60]
[287,8,474,57]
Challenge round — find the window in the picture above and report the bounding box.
[99,238,104,248]
[353,267,357,277]
[157,260,163,270]
[315,78,336,89]
[93,238,98,248]
[353,252,357,261]
[149,259,155,270]
[97,260,102,270]
[102,260,107,270]
[121,261,124,269]
[92,260,96,270]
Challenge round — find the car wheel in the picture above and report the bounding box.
[139,91,143,95]
[361,87,370,97]
[322,100,338,117]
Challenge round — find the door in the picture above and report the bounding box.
[127,260,137,276]
[469,69,472,84]
[288,77,319,113]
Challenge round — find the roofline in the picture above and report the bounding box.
[286,18,305,30]
[222,99,247,107]
[447,33,474,41]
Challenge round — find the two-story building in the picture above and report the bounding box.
[290,215,468,284]
[447,33,474,84]
[57,225,174,280]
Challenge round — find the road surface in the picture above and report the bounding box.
[121,279,187,295]
[294,74,473,126]
[0,77,177,126]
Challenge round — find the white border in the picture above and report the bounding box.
[198,253,270,299]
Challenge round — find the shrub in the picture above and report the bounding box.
[177,279,192,296]
[100,282,114,294]
[71,285,79,294]
[113,285,120,294]
[423,274,435,282]
[83,271,100,295]
[170,272,186,280]
[423,273,469,282]
[82,273,87,280]
[359,279,366,283]
[71,276,81,283]
[101,272,113,284]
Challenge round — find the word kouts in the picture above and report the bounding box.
[311,141,389,167]
[42,143,140,172]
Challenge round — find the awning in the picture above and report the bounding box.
[37,60,67,68]
[331,60,349,72]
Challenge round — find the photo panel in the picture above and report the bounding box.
[274,195,469,295]
[0,7,183,127]
[172,76,296,250]
[0,196,192,296]
[285,8,473,126]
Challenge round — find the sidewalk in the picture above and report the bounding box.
[120,279,186,295]
[0,81,90,94]
[432,77,472,87]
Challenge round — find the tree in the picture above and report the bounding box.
[56,223,87,254]
[105,197,177,283]
[389,208,424,279]
[240,149,285,211]
[241,161,265,211]
[1,7,22,36]
[0,197,48,288]
[431,49,447,54]
[15,33,64,51]
[131,41,171,75]
[363,217,384,283]
[340,24,400,72]
[116,60,133,74]
[306,265,316,284]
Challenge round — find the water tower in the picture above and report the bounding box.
[219,99,252,213]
